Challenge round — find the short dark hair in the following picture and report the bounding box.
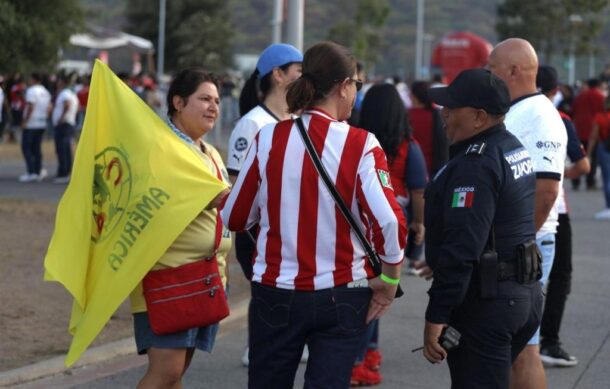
[167,68,218,117]
[587,78,601,88]
[286,41,356,113]
[410,80,433,110]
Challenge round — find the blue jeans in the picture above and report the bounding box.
[54,123,74,177]
[355,319,379,363]
[597,143,610,208]
[21,128,45,174]
[248,282,371,389]
[528,233,556,345]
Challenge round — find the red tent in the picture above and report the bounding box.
[431,31,493,83]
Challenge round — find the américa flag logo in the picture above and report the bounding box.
[451,186,475,208]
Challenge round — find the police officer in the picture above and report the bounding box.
[421,68,543,389]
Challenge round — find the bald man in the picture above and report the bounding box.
[489,38,567,389]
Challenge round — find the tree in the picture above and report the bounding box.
[496,0,608,61]
[126,0,234,74]
[0,0,84,74]
[327,0,390,70]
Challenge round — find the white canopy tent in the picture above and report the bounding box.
[69,30,154,53]
[60,26,155,75]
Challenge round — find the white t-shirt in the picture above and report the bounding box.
[52,88,79,126]
[226,105,278,174]
[24,84,51,129]
[505,93,567,238]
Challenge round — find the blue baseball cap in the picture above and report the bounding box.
[256,43,303,79]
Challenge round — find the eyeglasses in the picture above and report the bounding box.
[335,77,363,92]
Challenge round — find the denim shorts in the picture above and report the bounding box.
[133,312,219,355]
[528,233,556,345]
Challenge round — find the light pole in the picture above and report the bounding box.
[414,0,424,79]
[589,51,596,78]
[568,14,582,86]
[422,33,434,79]
[157,0,166,81]
[272,0,283,44]
[286,0,304,52]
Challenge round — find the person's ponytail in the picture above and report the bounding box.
[239,70,260,116]
[286,41,355,114]
[286,75,317,113]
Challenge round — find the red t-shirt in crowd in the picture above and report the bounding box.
[593,112,610,141]
[77,86,89,110]
[408,107,434,173]
[10,82,25,111]
[572,88,605,141]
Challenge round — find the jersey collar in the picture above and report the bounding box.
[510,92,542,107]
[167,118,196,145]
[259,103,281,122]
[303,107,337,121]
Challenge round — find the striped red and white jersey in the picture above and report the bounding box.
[221,108,407,290]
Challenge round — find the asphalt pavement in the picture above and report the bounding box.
[1,156,609,388]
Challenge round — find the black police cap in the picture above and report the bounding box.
[428,68,511,115]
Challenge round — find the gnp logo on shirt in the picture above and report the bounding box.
[452,186,474,208]
[536,140,562,150]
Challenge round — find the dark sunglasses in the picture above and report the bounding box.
[335,77,363,92]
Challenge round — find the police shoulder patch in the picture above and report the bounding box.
[465,142,486,156]
[377,169,393,189]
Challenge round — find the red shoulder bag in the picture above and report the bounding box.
[142,153,229,335]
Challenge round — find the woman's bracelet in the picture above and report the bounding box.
[380,273,400,285]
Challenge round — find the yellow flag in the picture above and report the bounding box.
[44,60,228,366]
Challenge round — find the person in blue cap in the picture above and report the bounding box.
[225,42,303,367]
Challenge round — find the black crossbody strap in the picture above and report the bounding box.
[294,118,381,272]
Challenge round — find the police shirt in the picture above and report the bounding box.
[424,123,536,324]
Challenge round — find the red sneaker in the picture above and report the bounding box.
[364,349,382,371]
[350,363,382,387]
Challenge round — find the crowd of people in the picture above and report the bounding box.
[5,36,610,388]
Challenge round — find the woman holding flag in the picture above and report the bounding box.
[130,68,231,388]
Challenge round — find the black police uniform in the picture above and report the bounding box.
[424,123,543,389]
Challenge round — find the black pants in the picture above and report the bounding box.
[248,282,371,389]
[572,140,597,188]
[53,123,74,177]
[540,213,572,346]
[235,227,257,280]
[447,280,542,389]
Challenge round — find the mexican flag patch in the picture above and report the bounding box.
[451,187,474,208]
[377,169,393,189]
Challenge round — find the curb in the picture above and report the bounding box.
[0,298,250,387]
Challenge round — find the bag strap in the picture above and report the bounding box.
[294,117,381,274]
[206,146,225,254]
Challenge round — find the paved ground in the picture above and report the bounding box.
[1,151,609,388]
